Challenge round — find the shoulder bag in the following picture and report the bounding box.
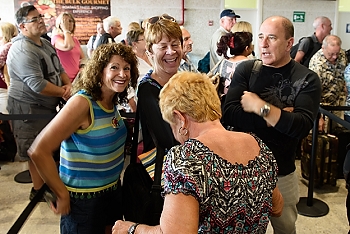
[122,108,164,225]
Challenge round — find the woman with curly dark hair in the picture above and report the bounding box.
[213,31,253,97]
[28,43,138,234]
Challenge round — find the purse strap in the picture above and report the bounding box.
[131,75,165,188]
[207,57,224,77]
[130,109,140,164]
[147,125,164,190]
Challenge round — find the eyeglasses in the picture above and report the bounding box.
[148,14,176,24]
[22,14,44,24]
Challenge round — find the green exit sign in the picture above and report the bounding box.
[293,11,305,22]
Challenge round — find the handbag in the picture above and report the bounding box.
[122,109,164,225]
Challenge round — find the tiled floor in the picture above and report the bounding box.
[0,158,348,234]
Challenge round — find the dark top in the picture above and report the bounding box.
[297,33,322,67]
[223,59,321,175]
[137,70,178,152]
[95,33,115,48]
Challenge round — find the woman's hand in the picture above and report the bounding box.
[112,220,135,234]
[60,16,71,33]
[51,190,71,215]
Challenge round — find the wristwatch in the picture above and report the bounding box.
[128,223,140,234]
[260,103,271,117]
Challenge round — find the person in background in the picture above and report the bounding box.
[28,43,138,234]
[7,5,71,199]
[231,21,252,33]
[215,31,253,98]
[113,72,283,234]
[309,35,347,132]
[95,16,122,48]
[223,16,321,234]
[127,28,152,82]
[121,21,141,45]
[0,22,17,114]
[178,26,198,72]
[86,21,105,59]
[294,16,332,67]
[232,21,256,58]
[118,27,151,113]
[51,12,85,83]
[209,9,240,69]
[345,62,350,123]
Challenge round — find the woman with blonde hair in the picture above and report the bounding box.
[113,72,283,233]
[0,22,17,113]
[232,20,253,33]
[51,12,85,83]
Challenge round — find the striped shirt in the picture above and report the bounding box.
[59,90,126,193]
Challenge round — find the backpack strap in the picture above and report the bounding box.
[249,59,263,90]
[301,36,314,64]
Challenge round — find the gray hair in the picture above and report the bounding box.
[103,16,120,32]
[322,35,342,48]
[313,16,330,30]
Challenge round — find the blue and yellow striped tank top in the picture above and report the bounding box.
[59,90,126,193]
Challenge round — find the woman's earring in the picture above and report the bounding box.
[98,82,102,87]
[178,126,188,136]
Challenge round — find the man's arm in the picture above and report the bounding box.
[28,95,91,215]
[294,37,310,63]
[294,50,305,63]
[223,61,268,132]
[224,61,321,139]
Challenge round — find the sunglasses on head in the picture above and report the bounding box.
[148,14,176,24]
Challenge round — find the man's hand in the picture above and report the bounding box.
[240,91,265,115]
[318,117,325,132]
[62,84,72,101]
[283,107,294,113]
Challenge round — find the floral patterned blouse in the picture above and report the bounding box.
[163,134,278,233]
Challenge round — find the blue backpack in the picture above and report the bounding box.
[198,51,210,73]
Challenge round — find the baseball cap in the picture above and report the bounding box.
[220,9,241,19]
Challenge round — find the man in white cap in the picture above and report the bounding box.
[209,9,240,69]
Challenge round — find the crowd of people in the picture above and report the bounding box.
[1,3,350,234]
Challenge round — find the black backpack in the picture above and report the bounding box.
[290,37,318,67]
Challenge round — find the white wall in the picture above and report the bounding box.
[263,0,337,45]
[338,11,350,49]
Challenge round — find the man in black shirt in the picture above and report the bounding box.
[223,16,321,234]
